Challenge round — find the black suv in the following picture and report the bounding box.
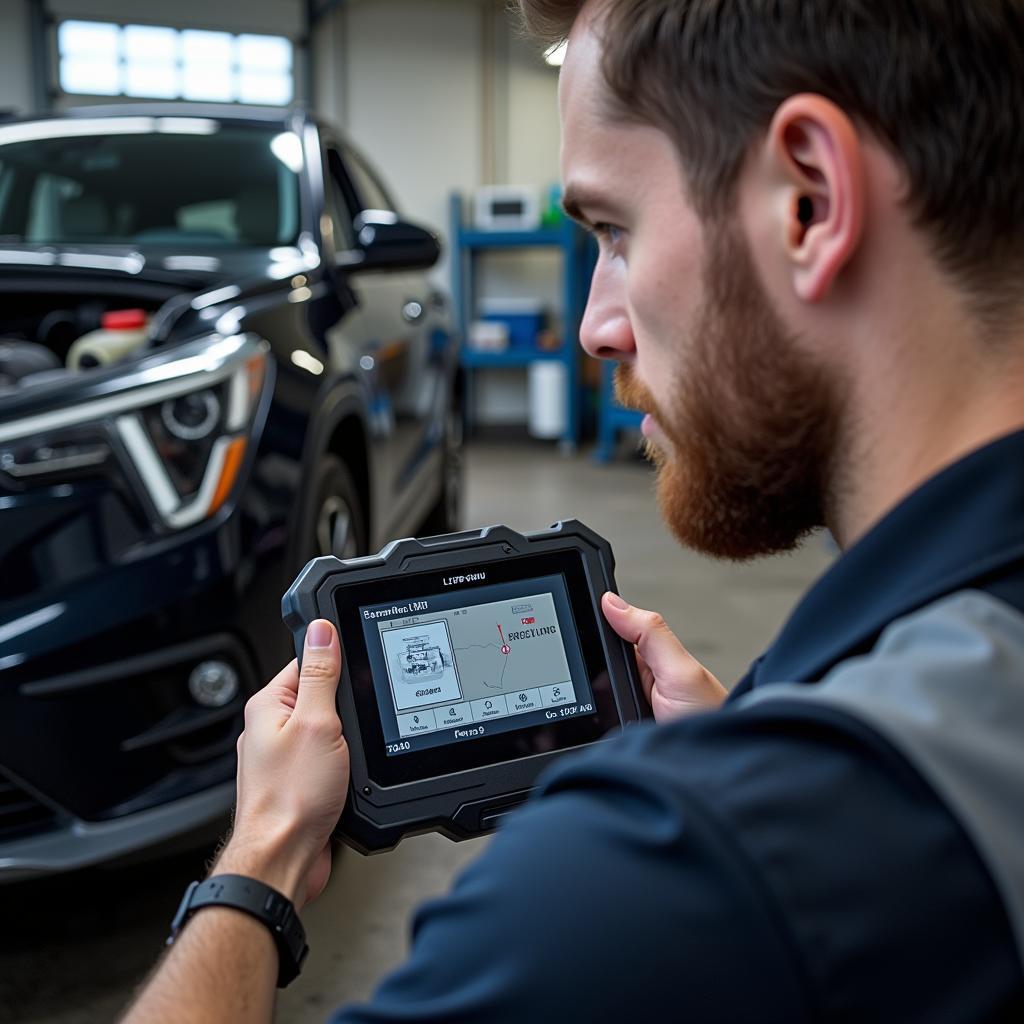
[0,105,462,880]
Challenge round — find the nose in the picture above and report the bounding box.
[578,254,635,362]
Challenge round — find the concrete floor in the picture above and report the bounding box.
[0,439,835,1023]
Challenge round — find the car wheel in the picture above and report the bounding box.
[420,405,464,536]
[309,454,366,561]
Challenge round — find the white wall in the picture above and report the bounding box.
[0,2,33,114]
[47,0,302,34]
[340,0,485,248]
[313,0,564,424]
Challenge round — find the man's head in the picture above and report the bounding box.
[521,0,1024,558]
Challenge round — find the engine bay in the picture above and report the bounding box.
[0,290,170,389]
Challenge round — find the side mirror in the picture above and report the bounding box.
[342,211,441,272]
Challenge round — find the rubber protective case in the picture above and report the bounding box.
[282,521,646,853]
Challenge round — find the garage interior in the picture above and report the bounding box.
[0,2,836,1021]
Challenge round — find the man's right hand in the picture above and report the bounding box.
[601,592,728,722]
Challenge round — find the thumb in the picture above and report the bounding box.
[295,619,342,718]
[601,592,696,682]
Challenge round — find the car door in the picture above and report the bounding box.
[319,142,405,542]
[337,144,446,532]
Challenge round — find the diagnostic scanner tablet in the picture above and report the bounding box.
[282,521,647,854]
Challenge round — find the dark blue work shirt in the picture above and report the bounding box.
[334,431,1024,1022]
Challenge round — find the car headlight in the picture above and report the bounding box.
[0,332,270,531]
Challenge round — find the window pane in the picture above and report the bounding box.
[58,21,119,59]
[237,70,292,106]
[344,146,396,212]
[181,65,234,102]
[125,63,179,99]
[181,29,233,65]
[0,125,302,247]
[237,34,291,72]
[177,199,237,241]
[61,56,121,96]
[57,22,295,106]
[123,24,177,62]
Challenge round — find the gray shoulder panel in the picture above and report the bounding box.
[737,590,1024,968]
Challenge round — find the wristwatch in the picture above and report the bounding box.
[167,874,309,987]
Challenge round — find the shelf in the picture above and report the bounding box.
[595,361,645,463]
[461,347,566,368]
[458,228,566,249]
[450,192,596,449]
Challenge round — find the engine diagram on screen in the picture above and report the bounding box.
[396,637,451,682]
[381,619,463,712]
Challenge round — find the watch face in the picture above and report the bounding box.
[335,549,623,788]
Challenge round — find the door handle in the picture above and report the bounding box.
[402,300,425,323]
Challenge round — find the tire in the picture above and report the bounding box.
[301,456,363,871]
[306,454,367,562]
[420,405,464,537]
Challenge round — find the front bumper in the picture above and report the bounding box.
[0,478,293,836]
[0,780,233,883]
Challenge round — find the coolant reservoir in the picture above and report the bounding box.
[67,309,150,370]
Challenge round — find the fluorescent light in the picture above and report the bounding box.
[544,40,568,67]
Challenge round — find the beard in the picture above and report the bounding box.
[615,221,842,561]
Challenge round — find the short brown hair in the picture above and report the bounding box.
[518,0,1024,324]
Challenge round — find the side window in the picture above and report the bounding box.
[323,146,357,252]
[342,144,396,214]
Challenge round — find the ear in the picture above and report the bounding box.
[765,94,866,303]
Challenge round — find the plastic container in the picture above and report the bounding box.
[67,309,150,370]
[528,360,567,439]
[479,298,547,350]
[468,320,509,352]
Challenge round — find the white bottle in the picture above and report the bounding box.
[67,309,150,370]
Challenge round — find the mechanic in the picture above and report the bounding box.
[123,1,1024,1020]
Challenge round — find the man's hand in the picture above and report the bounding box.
[217,619,349,908]
[601,593,728,722]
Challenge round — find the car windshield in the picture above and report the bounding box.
[0,117,302,249]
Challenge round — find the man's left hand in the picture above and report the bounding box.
[217,619,349,908]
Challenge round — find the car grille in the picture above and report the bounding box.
[0,774,59,840]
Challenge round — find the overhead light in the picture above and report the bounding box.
[544,40,568,67]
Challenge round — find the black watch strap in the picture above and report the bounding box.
[167,874,309,988]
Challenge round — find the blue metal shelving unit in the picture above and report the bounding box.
[450,193,593,450]
[595,362,645,463]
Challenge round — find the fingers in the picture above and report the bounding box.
[294,619,343,720]
[243,659,298,733]
[601,592,694,682]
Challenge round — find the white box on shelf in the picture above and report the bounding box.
[468,320,509,352]
[474,187,541,231]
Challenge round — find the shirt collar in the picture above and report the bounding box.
[742,428,1024,690]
